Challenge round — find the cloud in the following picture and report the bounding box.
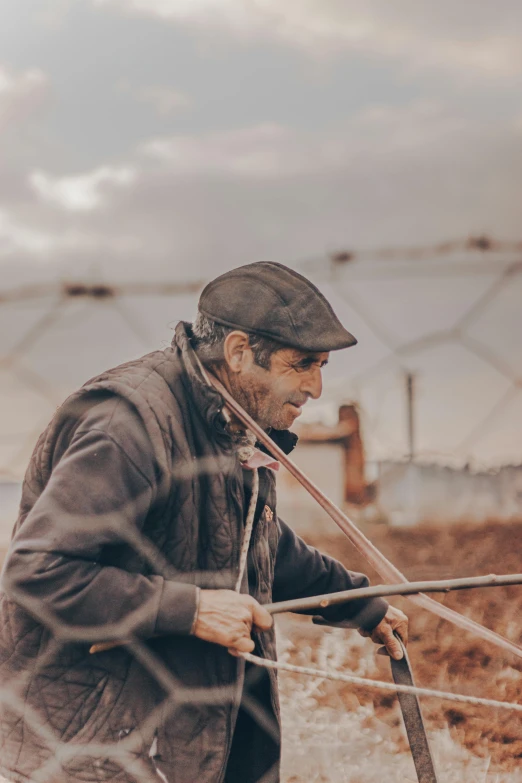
[32,0,73,30]
[0,209,92,257]
[29,165,137,212]
[94,0,261,30]
[2,100,521,280]
[92,0,522,79]
[0,65,49,133]
[117,80,191,115]
[23,101,517,275]
[134,86,191,115]
[140,104,468,179]
[141,123,309,178]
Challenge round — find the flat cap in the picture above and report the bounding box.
[198,261,357,352]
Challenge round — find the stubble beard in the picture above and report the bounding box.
[228,372,291,431]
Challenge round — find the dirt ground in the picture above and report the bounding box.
[285,518,522,776]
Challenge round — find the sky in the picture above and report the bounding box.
[0,0,522,476]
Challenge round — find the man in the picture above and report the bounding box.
[0,262,407,783]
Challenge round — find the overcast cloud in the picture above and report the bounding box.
[94,0,522,78]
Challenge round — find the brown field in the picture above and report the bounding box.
[279,519,522,781]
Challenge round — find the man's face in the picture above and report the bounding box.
[228,343,329,430]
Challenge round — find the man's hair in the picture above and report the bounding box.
[191,311,282,370]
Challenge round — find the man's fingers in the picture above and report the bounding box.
[229,636,255,654]
[395,620,408,647]
[192,590,273,651]
[251,601,273,632]
[377,626,403,660]
[386,637,404,661]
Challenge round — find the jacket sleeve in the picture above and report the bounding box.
[272,518,388,631]
[1,422,198,643]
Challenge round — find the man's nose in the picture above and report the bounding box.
[302,367,322,400]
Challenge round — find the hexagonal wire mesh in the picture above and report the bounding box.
[0,237,521,782]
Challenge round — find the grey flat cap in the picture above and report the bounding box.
[198,261,357,352]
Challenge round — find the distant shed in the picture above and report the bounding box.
[276,405,522,532]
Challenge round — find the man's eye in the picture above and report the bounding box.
[291,357,327,372]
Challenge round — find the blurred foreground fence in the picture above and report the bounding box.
[0,237,522,781]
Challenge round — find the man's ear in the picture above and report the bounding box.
[223,331,252,373]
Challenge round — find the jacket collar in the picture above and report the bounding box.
[171,321,297,456]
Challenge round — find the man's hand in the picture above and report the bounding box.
[192,589,273,654]
[359,605,409,661]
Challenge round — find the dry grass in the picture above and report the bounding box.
[278,519,522,781]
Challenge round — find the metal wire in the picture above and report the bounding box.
[241,652,522,713]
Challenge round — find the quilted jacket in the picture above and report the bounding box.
[0,322,387,783]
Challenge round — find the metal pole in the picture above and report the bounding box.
[264,573,522,615]
[406,371,415,461]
